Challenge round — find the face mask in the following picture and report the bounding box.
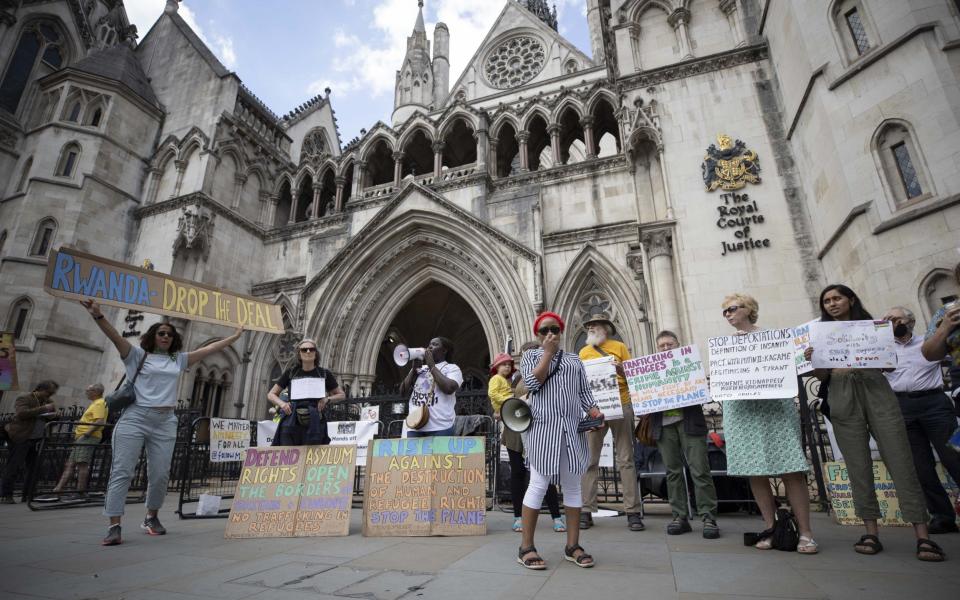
[893,323,910,338]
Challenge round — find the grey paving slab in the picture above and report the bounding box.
[346,540,480,572]
[671,552,827,599]
[334,569,435,600]
[535,569,678,600]
[414,568,546,600]
[800,568,950,600]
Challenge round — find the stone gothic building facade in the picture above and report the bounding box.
[1,0,959,416]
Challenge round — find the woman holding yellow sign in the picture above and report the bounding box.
[81,299,242,546]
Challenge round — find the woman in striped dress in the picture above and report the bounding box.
[517,312,604,570]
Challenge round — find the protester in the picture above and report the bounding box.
[648,331,719,538]
[489,352,566,532]
[0,380,59,503]
[577,312,644,532]
[922,263,960,370]
[400,337,463,438]
[82,299,242,546]
[806,285,944,561]
[267,338,345,446]
[882,306,960,534]
[517,312,603,570]
[721,293,817,553]
[50,383,107,500]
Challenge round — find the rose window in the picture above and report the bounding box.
[484,37,546,89]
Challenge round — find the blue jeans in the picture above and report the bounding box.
[407,425,456,438]
[103,405,177,517]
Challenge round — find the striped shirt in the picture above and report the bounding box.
[520,347,598,483]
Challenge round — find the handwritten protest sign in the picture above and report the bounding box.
[583,356,623,419]
[225,445,356,538]
[624,345,710,415]
[256,420,277,447]
[810,320,897,369]
[793,320,817,376]
[708,329,798,401]
[44,247,283,333]
[327,420,379,465]
[0,332,18,392]
[210,418,250,462]
[824,460,958,526]
[363,436,486,537]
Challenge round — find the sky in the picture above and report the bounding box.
[123,0,593,145]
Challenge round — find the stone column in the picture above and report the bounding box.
[517,131,530,172]
[432,141,445,179]
[311,182,322,219]
[353,160,366,197]
[581,116,597,159]
[144,167,162,204]
[642,228,681,334]
[474,118,488,172]
[232,174,246,209]
[547,124,561,166]
[669,8,693,60]
[488,137,498,177]
[392,151,404,186]
[334,176,346,212]
[658,147,675,220]
[288,186,299,224]
[258,190,271,225]
[267,194,280,227]
[173,159,187,196]
[720,0,748,47]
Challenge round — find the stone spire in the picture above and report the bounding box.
[521,0,558,31]
[414,0,425,33]
[393,1,436,125]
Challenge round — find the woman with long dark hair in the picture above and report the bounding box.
[82,299,242,546]
[267,338,345,445]
[805,285,945,561]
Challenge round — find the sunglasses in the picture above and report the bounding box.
[721,306,741,316]
[538,325,562,335]
[299,347,317,353]
[156,331,173,338]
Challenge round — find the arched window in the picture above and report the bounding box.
[873,121,931,207]
[920,269,960,323]
[56,142,81,177]
[301,129,327,161]
[16,156,32,192]
[65,100,81,122]
[6,297,34,341]
[831,1,878,63]
[30,217,57,256]
[0,21,66,114]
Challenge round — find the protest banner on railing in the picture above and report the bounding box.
[583,356,623,420]
[225,445,356,538]
[210,418,250,462]
[624,344,710,415]
[44,247,284,333]
[327,420,379,466]
[809,320,897,369]
[707,329,798,401]
[0,332,18,391]
[363,436,486,537]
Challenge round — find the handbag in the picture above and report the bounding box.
[406,374,435,430]
[634,415,655,446]
[745,508,800,551]
[105,352,148,412]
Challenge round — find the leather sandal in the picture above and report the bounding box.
[518,545,546,570]
[854,534,883,555]
[564,544,594,568]
[796,535,819,554]
[916,538,945,562]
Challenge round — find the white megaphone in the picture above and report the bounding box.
[393,344,426,366]
[501,397,532,433]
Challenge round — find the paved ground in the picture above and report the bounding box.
[1,497,958,600]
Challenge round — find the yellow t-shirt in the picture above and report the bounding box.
[75,398,107,439]
[579,340,632,407]
[487,374,513,414]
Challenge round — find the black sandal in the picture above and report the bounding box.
[854,534,883,555]
[917,538,945,562]
[518,545,546,570]
[564,544,594,568]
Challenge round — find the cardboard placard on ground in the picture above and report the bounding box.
[624,344,710,415]
[210,418,250,462]
[44,247,284,333]
[582,356,623,419]
[809,320,897,369]
[824,460,959,526]
[363,436,486,537]
[0,332,18,391]
[707,329,799,401]
[225,445,356,538]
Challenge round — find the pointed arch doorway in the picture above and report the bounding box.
[374,281,491,393]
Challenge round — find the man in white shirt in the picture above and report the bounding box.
[883,306,960,534]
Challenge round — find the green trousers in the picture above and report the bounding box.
[657,422,718,519]
[829,370,928,523]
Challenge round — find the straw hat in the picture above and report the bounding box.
[583,312,617,336]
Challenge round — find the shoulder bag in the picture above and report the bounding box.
[105,352,148,412]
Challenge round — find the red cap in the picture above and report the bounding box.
[533,311,565,335]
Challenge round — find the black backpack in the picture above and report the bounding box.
[769,508,800,551]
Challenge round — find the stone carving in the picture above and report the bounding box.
[641,229,672,259]
[172,203,214,260]
[484,36,546,89]
[702,133,761,192]
[300,129,327,163]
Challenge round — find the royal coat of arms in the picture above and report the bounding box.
[701,134,761,192]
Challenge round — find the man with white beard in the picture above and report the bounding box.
[578,313,644,531]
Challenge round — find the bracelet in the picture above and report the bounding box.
[94,315,104,321]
